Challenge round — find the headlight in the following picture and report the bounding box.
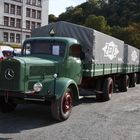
[33,82,43,92]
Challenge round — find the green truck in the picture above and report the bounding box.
[0,21,140,121]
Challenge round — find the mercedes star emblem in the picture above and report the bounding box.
[5,68,15,80]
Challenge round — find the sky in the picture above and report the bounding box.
[49,0,87,17]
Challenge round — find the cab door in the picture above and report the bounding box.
[66,44,82,84]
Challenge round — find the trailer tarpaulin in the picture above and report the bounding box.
[31,21,124,64]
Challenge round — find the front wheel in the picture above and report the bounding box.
[0,97,17,113]
[51,88,73,121]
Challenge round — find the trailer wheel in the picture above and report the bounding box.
[51,88,73,121]
[102,77,113,101]
[121,75,130,91]
[130,73,136,87]
[136,73,140,84]
[0,97,17,113]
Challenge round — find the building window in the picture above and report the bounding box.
[32,9,36,18]
[10,4,15,14]
[37,22,41,28]
[37,10,41,19]
[26,35,30,39]
[4,17,9,26]
[26,8,31,17]
[26,21,30,29]
[31,22,35,29]
[10,33,15,42]
[16,19,21,28]
[10,18,15,27]
[17,6,21,15]
[16,34,21,43]
[4,32,9,42]
[4,3,9,13]
[32,0,36,5]
[37,0,41,6]
[26,0,31,4]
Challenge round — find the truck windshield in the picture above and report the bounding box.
[23,39,66,57]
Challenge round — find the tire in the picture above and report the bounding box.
[102,77,113,101]
[96,92,102,102]
[130,73,136,87]
[136,73,140,84]
[95,79,101,91]
[118,75,129,92]
[95,79,103,102]
[51,88,73,121]
[0,97,17,113]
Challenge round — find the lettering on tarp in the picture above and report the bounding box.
[131,50,138,62]
[102,41,119,60]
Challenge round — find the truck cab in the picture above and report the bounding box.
[0,37,82,121]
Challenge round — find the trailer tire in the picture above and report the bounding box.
[102,77,113,101]
[51,88,73,121]
[122,75,130,91]
[0,97,17,113]
[136,73,140,84]
[130,73,136,87]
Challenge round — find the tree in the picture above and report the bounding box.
[105,0,140,26]
[85,15,111,34]
[49,14,58,23]
[111,23,140,49]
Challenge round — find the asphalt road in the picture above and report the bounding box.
[0,85,140,140]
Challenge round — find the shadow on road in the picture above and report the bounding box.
[0,138,11,140]
[0,104,58,134]
[0,96,98,134]
[74,96,97,106]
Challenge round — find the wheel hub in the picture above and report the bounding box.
[63,92,72,113]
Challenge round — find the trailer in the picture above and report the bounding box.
[0,21,139,121]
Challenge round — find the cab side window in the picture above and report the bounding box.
[69,44,81,58]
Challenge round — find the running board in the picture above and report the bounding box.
[79,88,103,97]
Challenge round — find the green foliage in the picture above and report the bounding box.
[111,23,140,48]
[105,0,140,26]
[85,15,111,34]
[49,14,58,23]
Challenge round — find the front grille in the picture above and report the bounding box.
[30,66,55,76]
[0,59,20,91]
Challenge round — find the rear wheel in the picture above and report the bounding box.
[96,92,103,102]
[102,77,113,101]
[95,79,103,102]
[118,75,129,92]
[0,97,17,113]
[122,75,130,91]
[136,73,140,84]
[51,88,73,121]
[130,73,136,87]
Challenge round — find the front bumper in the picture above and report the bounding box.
[0,91,56,102]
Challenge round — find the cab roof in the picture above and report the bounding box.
[24,37,80,46]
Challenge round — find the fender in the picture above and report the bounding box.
[40,77,79,100]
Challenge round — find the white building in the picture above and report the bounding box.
[0,0,49,45]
